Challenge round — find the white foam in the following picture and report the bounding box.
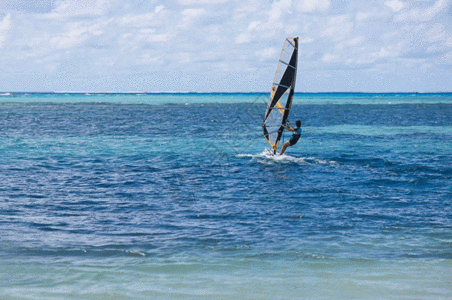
[237,149,338,165]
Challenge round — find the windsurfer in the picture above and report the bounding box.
[280,120,302,155]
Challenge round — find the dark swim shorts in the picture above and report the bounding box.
[289,134,301,146]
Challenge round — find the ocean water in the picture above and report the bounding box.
[1,92,451,299]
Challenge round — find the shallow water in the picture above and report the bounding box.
[1,93,452,299]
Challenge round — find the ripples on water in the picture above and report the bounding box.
[1,94,451,299]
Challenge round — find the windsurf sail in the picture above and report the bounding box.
[262,37,298,154]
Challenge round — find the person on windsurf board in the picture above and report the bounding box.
[280,120,302,155]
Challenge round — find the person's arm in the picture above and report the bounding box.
[282,121,295,132]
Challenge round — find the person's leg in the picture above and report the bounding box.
[280,141,290,155]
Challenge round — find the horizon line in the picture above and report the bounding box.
[2,91,452,94]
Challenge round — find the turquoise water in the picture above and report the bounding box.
[1,92,451,104]
[1,93,451,299]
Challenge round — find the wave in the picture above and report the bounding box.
[237,149,338,165]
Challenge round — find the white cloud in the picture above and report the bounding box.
[247,21,260,31]
[0,14,12,48]
[34,53,61,64]
[234,0,260,18]
[96,55,116,67]
[355,9,392,22]
[44,0,110,19]
[438,51,452,64]
[373,46,399,59]
[176,52,192,64]
[1,0,452,92]
[322,15,353,41]
[146,33,170,43]
[294,0,330,12]
[426,24,446,43]
[117,6,167,28]
[395,0,450,22]
[268,0,292,21]
[384,0,405,12]
[178,8,206,29]
[50,22,106,49]
[355,11,374,22]
[140,54,163,65]
[235,32,251,44]
[137,29,170,43]
[155,5,164,14]
[177,0,228,4]
[322,53,338,63]
[234,0,295,44]
[299,37,314,44]
[118,13,158,28]
[181,8,206,20]
[256,47,278,60]
[347,37,364,46]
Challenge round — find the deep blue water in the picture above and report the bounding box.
[1,93,452,299]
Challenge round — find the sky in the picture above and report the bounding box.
[0,0,451,92]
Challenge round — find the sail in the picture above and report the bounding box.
[263,37,298,154]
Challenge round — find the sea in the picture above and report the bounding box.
[1,92,451,299]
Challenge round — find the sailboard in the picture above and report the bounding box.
[262,37,298,154]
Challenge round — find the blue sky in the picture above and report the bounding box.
[0,0,451,92]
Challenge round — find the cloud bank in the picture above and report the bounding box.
[0,0,451,92]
